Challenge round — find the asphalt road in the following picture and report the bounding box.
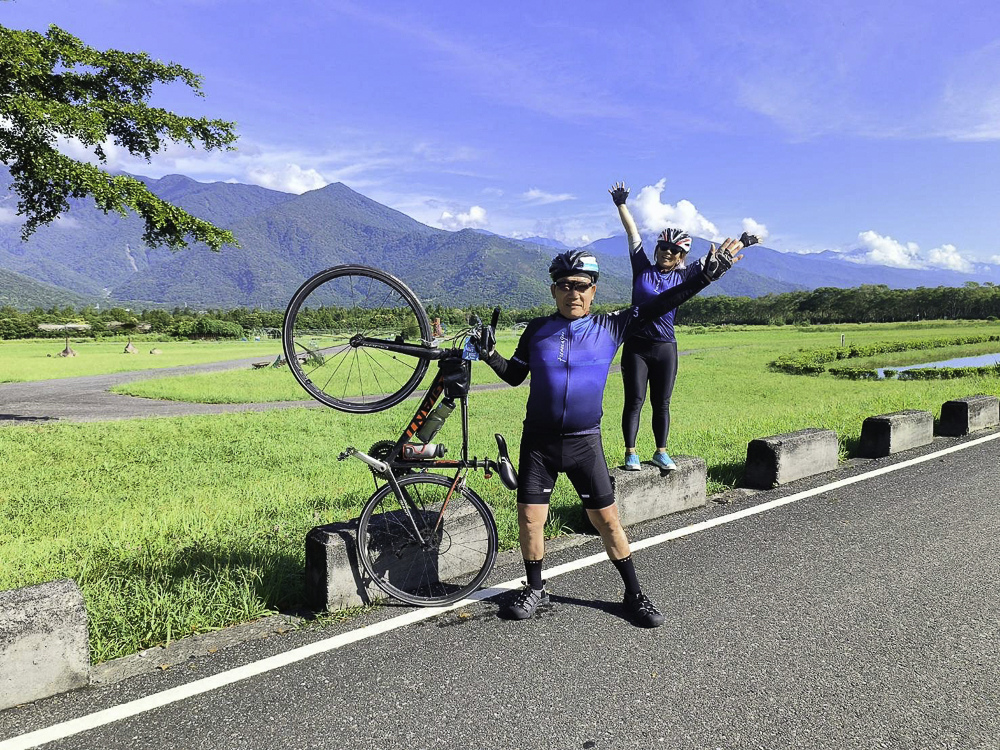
[2,431,998,749]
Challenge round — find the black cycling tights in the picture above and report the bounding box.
[621,338,678,449]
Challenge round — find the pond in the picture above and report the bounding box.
[878,352,1000,378]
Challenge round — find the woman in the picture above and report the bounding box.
[609,181,749,471]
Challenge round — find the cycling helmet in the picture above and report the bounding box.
[656,228,692,255]
[548,250,600,282]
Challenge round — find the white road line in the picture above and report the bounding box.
[4,430,999,750]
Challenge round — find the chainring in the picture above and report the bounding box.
[367,440,411,478]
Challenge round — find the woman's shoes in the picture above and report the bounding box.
[651,452,677,471]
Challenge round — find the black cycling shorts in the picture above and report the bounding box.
[517,432,615,510]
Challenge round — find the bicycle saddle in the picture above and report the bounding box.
[494,433,518,491]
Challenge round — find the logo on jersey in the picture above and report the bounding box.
[558,330,568,362]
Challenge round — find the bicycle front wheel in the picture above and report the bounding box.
[282,265,432,413]
[357,474,499,606]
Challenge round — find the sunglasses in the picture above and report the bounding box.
[554,280,595,293]
[655,243,686,256]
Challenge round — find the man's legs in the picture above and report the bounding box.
[569,437,665,629]
[501,438,555,620]
[518,502,549,561]
[585,503,630,561]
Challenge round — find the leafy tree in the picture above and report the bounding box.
[0,23,238,250]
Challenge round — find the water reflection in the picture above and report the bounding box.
[878,352,1000,378]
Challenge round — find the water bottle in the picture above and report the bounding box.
[401,443,447,459]
[416,400,455,443]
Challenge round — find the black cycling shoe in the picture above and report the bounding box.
[623,592,665,628]
[502,583,549,620]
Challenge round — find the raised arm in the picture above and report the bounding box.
[609,182,642,254]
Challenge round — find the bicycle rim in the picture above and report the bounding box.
[282,265,431,413]
[357,474,499,606]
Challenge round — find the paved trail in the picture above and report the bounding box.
[0,358,320,425]
[0,355,546,426]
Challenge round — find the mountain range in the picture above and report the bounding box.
[1,168,996,311]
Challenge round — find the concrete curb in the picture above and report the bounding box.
[743,428,839,489]
[938,395,1000,437]
[611,455,707,526]
[0,579,89,711]
[859,409,934,458]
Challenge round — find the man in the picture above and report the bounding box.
[476,239,746,627]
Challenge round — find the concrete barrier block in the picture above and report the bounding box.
[305,520,379,612]
[305,501,490,612]
[938,395,1000,437]
[859,409,933,458]
[609,455,707,528]
[743,428,839,489]
[1,579,90,710]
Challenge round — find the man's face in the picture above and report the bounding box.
[551,274,597,320]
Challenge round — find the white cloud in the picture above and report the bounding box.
[991,255,1000,265]
[853,230,976,272]
[741,218,769,242]
[926,243,973,273]
[522,188,576,205]
[856,230,923,268]
[245,164,327,194]
[631,179,720,240]
[438,205,488,230]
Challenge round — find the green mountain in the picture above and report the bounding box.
[0,170,774,310]
[0,267,99,309]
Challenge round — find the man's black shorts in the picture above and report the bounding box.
[517,432,615,510]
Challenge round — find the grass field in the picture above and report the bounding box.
[2,319,1000,662]
[0,337,282,383]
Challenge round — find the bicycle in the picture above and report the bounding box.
[282,265,517,606]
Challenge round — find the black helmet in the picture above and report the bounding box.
[548,250,600,282]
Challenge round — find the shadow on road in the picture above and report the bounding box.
[0,413,58,422]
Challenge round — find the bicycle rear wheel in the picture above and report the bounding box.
[357,474,499,606]
[282,265,432,413]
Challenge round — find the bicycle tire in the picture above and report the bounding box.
[282,265,432,413]
[357,473,499,606]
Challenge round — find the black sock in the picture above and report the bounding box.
[523,559,544,590]
[612,555,641,596]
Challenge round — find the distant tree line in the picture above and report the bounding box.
[672,283,1000,326]
[3,283,1000,341]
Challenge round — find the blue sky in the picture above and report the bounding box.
[4,0,1000,269]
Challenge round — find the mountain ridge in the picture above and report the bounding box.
[2,169,995,310]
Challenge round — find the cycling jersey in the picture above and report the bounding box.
[485,272,710,435]
[630,242,703,343]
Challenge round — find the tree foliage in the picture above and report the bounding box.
[0,23,238,250]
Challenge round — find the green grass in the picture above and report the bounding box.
[3,319,1000,662]
[0,338,283,383]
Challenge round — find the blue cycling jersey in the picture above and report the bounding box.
[485,272,711,436]
[508,311,633,435]
[630,242,702,343]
